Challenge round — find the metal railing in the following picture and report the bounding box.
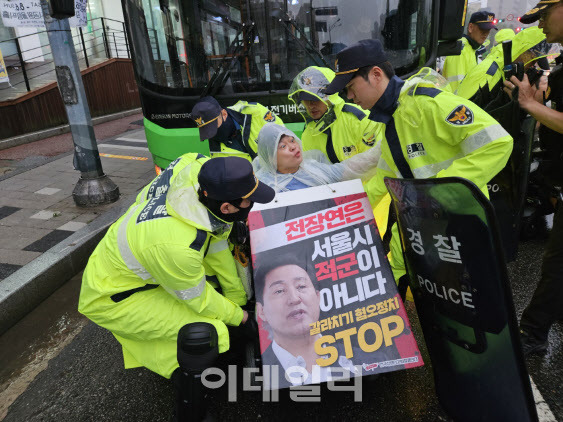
[0,17,136,98]
[148,28,161,61]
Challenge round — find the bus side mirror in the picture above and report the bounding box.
[437,40,462,57]
[46,0,75,19]
[438,0,466,41]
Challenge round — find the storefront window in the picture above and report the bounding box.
[0,19,17,60]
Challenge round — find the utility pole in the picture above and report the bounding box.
[42,0,119,207]
[328,18,341,46]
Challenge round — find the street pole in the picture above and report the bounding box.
[327,18,341,52]
[42,1,119,207]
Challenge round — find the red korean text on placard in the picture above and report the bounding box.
[284,200,366,242]
[314,252,360,282]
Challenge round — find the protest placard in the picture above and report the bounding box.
[249,180,423,389]
[0,48,8,83]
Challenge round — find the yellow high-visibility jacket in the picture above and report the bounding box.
[442,36,481,92]
[365,70,513,280]
[210,101,284,161]
[289,66,383,163]
[456,27,546,100]
[79,154,244,378]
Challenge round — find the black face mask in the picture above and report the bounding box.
[224,200,254,222]
[198,191,254,223]
[211,114,236,143]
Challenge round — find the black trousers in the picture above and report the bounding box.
[520,204,563,341]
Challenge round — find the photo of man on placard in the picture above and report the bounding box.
[254,252,360,389]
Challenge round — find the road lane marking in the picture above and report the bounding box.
[99,153,148,161]
[98,144,149,151]
[115,137,148,143]
[531,377,557,421]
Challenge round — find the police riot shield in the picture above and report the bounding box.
[486,97,535,262]
[384,177,537,422]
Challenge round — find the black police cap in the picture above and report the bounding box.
[520,0,560,24]
[191,97,223,141]
[198,157,275,204]
[469,11,498,30]
[324,39,388,95]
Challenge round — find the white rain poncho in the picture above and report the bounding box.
[253,123,381,192]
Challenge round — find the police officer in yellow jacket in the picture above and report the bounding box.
[324,39,513,284]
[456,26,547,102]
[442,11,498,92]
[78,155,275,419]
[288,66,382,163]
[192,96,284,161]
[495,28,516,45]
[133,154,250,307]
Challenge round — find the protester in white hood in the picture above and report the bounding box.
[253,123,381,192]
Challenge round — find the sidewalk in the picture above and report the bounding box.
[0,121,156,333]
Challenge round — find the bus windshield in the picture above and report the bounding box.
[125,0,433,98]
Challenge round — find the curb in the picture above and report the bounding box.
[0,108,142,151]
[0,193,136,335]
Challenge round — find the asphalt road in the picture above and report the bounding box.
[1,236,562,422]
[1,127,561,421]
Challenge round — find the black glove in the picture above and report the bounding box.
[240,314,258,341]
[228,221,249,246]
